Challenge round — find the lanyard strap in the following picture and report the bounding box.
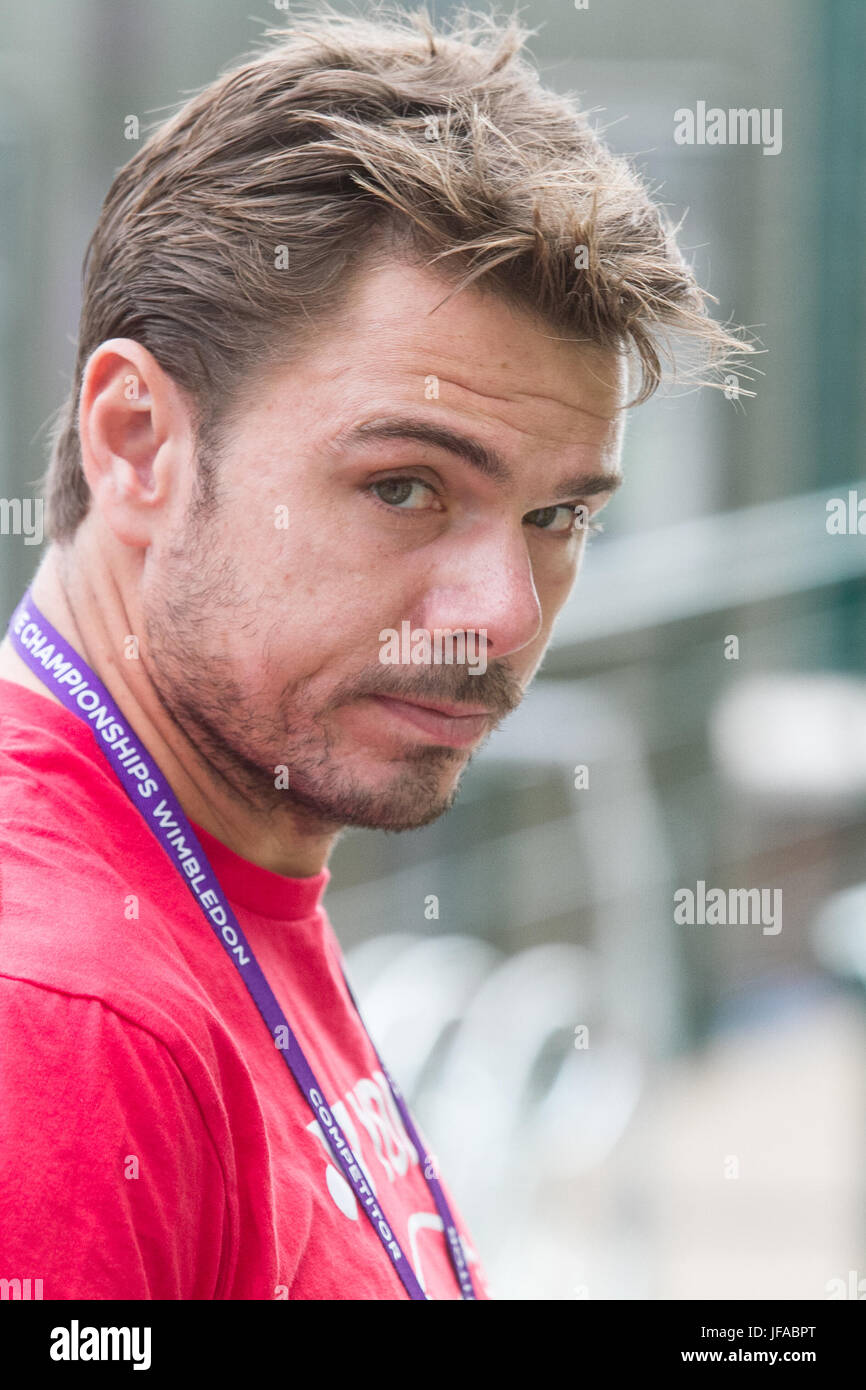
[8,592,477,1302]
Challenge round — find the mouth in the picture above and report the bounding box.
[366,694,492,748]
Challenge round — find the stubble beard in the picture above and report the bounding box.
[140,519,517,833]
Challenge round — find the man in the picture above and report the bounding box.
[0,6,746,1299]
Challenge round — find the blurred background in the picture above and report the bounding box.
[1,0,864,1299]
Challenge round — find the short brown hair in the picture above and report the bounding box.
[43,1,753,542]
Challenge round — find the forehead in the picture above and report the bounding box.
[322,261,627,428]
[238,261,629,474]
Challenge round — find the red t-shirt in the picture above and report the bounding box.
[0,680,490,1300]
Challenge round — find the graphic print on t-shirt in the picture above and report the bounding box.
[303,1064,483,1296]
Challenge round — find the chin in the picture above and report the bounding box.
[283,762,464,833]
[341,797,459,833]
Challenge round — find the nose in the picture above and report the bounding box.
[415,521,544,661]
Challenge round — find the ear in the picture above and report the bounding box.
[77,338,195,547]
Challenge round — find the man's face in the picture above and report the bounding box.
[142,262,627,832]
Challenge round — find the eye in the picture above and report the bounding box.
[525,504,585,535]
[369,477,438,511]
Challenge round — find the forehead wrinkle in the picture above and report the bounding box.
[424,379,625,466]
[432,374,622,424]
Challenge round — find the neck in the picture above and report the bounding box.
[0,546,335,876]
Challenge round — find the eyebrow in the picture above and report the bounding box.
[332,415,623,501]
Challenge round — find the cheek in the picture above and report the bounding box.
[247,574,395,686]
[533,544,582,607]
[518,555,581,655]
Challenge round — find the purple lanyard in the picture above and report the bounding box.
[8,592,477,1302]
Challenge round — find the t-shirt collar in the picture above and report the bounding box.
[191,820,330,921]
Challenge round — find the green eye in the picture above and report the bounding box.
[371,478,436,510]
[525,504,580,534]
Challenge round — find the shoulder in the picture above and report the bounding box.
[0,976,230,1298]
[0,714,221,1083]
